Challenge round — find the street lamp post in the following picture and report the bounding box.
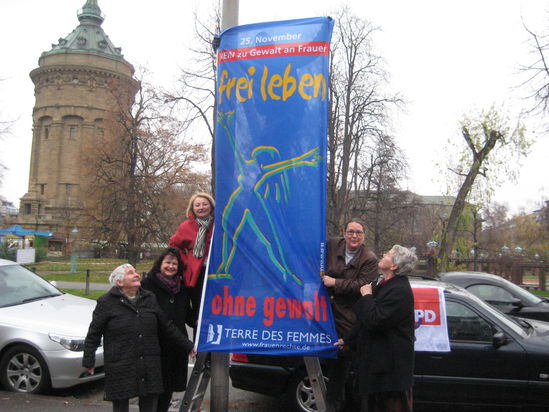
[426,240,438,277]
[70,226,79,274]
[470,248,477,271]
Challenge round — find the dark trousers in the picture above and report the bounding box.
[361,389,413,412]
[326,354,353,411]
[112,395,159,412]
[156,391,173,412]
[190,266,206,340]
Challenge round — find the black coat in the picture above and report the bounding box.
[141,274,192,392]
[83,287,194,401]
[350,275,415,394]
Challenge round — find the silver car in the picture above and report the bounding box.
[0,258,104,393]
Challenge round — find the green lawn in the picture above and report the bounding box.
[532,289,549,298]
[61,288,105,300]
[29,258,549,301]
[28,259,154,283]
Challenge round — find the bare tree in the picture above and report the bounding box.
[348,134,409,254]
[82,74,208,265]
[0,120,9,186]
[521,21,549,124]
[327,7,404,235]
[0,78,13,187]
[165,5,407,240]
[437,107,530,272]
[164,2,221,193]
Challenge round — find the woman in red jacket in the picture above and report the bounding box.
[169,192,214,336]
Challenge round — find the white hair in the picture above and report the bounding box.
[391,245,418,275]
[109,264,132,286]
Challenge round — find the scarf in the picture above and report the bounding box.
[193,216,212,258]
[155,272,181,295]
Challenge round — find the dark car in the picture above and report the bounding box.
[230,280,549,411]
[440,271,549,322]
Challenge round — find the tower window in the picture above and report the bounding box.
[24,203,32,214]
[39,184,46,195]
[43,126,49,140]
[69,126,77,140]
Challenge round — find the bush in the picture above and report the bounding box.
[0,242,16,261]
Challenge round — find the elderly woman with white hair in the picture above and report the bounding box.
[83,264,196,412]
[340,245,418,412]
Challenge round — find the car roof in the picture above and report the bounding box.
[410,278,469,297]
[411,278,507,311]
[0,258,18,267]
[440,271,504,282]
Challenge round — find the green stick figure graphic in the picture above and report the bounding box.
[211,111,322,285]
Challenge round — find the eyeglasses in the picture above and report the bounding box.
[345,230,364,236]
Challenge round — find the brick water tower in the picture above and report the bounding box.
[18,0,137,234]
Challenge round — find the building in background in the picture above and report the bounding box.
[0,198,18,226]
[17,0,136,234]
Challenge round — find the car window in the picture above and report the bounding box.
[446,301,496,342]
[467,284,513,302]
[0,264,61,307]
[497,280,543,305]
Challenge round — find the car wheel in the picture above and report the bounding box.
[287,369,328,412]
[0,345,51,394]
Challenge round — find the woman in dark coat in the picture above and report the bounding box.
[83,264,195,412]
[343,244,417,412]
[141,248,193,412]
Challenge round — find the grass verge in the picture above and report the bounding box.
[61,289,105,300]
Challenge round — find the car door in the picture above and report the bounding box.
[415,298,528,407]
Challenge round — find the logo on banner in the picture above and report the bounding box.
[412,286,450,352]
[414,287,442,326]
[207,324,223,345]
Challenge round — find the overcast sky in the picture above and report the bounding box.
[1,0,548,214]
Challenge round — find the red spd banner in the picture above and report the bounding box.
[412,286,450,352]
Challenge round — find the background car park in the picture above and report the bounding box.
[0,258,104,394]
[439,271,549,322]
[230,280,549,411]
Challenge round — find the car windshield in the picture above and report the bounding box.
[467,293,527,337]
[501,280,543,305]
[0,264,62,307]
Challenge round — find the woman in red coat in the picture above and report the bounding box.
[169,192,214,335]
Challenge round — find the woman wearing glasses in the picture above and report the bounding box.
[323,217,379,412]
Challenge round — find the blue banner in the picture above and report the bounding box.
[197,17,337,358]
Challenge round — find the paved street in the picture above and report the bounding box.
[0,372,282,411]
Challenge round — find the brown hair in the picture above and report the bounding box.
[344,217,365,231]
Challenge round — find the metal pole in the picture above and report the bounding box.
[85,269,90,296]
[222,0,239,30]
[70,242,77,273]
[210,5,238,411]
